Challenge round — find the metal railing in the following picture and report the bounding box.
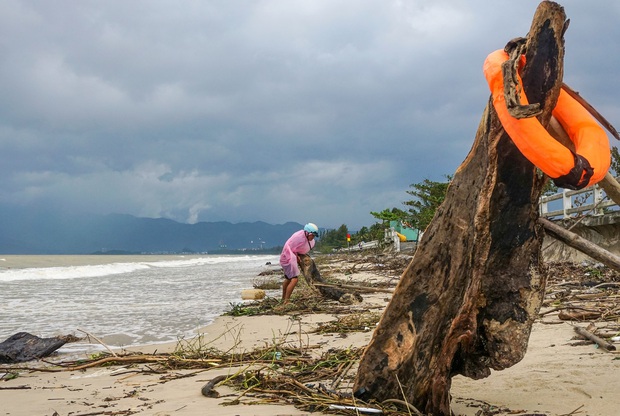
[539,184,618,219]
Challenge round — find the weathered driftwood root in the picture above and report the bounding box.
[353,2,567,415]
[0,332,68,363]
[299,254,363,304]
[201,374,227,397]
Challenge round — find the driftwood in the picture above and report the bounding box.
[540,217,620,272]
[558,309,601,321]
[573,326,617,351]
[353,3,566,415]
[0,332,68,363]
[77,328,118,357]
[201,374,227,397]
[299,254,363,304]
[599,173,620,207]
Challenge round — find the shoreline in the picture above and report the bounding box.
[1,252,619,416]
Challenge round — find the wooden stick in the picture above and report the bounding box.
[539,218,620,272]
[330,360,355,390]
[77,328,118,357]
[573,326,616,351]
[598,173,620,208]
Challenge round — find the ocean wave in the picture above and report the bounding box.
[0,254,280,350]
[0,254,277,282]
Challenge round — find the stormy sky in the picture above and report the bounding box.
[1,1,618,230]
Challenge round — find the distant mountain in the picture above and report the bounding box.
[0,207,302,254]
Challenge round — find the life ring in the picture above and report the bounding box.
[483,49,610,190]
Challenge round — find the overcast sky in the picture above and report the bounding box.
[1,1,618,230]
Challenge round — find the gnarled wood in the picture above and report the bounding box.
[353,2,567,415]
[299,254,363,304]
[0,332,67,363]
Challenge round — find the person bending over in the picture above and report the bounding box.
[279,223,319,304]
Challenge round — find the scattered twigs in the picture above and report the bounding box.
[0,385,31,390]
[314,311,382,334]
[559,404,586,416]
[314,282,394,294]
[383,399,423,416]
[540,262,620,354]
[330,359,355,390]
[573,326,617,351]
[1,354,222,373]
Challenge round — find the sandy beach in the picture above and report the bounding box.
[1,253,619,416]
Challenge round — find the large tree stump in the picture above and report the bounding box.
[353,2,567,415]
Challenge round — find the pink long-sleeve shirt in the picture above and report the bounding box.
[280,230,315,278]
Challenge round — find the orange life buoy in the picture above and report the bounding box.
[483,49,610,190]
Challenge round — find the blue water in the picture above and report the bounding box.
[0,254,279,351]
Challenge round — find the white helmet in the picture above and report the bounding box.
[304,222,319,236]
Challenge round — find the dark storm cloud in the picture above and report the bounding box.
[0,1,619,229]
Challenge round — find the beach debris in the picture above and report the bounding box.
[0,332,70,363]
[241,289,266,300]
[299,254,363,304]
[314,312,382,334]
[1,257,617,416]
[573,325,617,351]
[558,308,602,321]
[328,404,383,414]
[77,328,118,357]
[314,282,394,294]
[201,374,227,397]
[540,261,620,342]
[252,274,281,290]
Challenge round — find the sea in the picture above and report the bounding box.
[0,254,280,355]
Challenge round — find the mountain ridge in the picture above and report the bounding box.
[0,207,302,254]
